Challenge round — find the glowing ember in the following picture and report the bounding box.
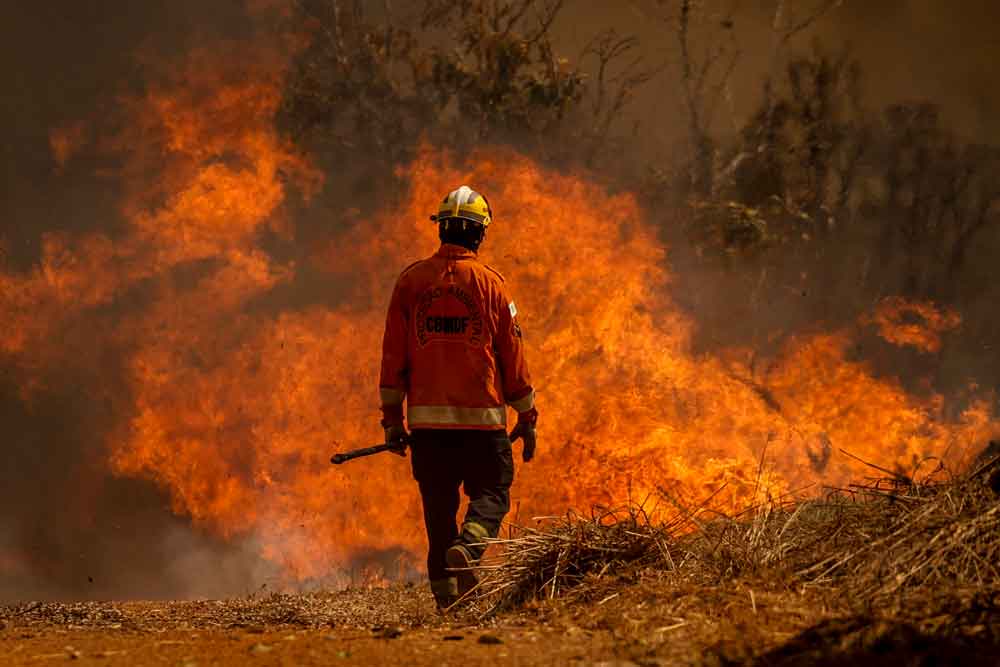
[1,45,996,585]
[866,297,962,353]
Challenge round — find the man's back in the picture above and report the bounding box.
[380,243,532,430]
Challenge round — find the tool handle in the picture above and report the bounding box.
[330,443,396,465]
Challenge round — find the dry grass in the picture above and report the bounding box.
[469,450,1000,641]
[470,507,671,613]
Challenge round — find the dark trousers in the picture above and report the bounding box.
[410,429,515,582]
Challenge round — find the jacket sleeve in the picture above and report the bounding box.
[495,285,534,412]
[378,279,409,412]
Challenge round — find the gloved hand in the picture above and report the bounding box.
[383,421,409,456]
[381,402,409,457]
[509,408,538,463]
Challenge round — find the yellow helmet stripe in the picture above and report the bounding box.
[434,185,492,226]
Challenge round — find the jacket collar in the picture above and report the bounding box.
[435,243,478,260]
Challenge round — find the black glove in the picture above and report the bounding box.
[383,421,409,457]
[509,409,538,463]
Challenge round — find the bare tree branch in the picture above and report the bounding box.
[780,0,844,44]
[580,28,656,165]
[525,0,565,45]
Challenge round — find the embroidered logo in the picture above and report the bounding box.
[415,285,484,347]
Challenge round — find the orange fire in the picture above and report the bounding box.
[2,42,997,585]
[866,297,962,354]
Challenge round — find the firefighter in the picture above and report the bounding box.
[379,186,537,609]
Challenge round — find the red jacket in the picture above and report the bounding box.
[379,244,534,430]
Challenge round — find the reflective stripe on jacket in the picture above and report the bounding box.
[379,243,534,430]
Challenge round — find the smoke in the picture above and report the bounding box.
[829,0,1000,139]
[564,1,1000,143]
[0,368,273,600]
[0,1,280,602]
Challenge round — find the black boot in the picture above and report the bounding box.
[445,543,478,599]
[430,577,458,610]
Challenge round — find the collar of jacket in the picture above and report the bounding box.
[435,243,478,260]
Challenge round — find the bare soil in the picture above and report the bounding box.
[5,572,995,666]
[0,577,816,666]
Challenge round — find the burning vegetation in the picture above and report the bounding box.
[2,0,1000,663]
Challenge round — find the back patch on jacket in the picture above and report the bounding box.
[415,285,484,347]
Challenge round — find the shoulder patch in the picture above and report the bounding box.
[481,263,506,283]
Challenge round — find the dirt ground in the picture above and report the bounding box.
[2,575,998,666]
[0,625,617,667]
[0,577,804,666]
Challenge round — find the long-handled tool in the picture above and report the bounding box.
[332,429,526,465]
[330,442,403,465]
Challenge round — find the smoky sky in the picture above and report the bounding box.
[1,1,270,602]
[2,1,258,260]
[831,0,1000,138]
[5,0,1000,250]
[560,1,1000,144]
[1,0,999,601]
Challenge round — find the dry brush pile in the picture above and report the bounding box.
[469,447,1000,644]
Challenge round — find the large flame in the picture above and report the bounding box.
[2,40,997,584]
